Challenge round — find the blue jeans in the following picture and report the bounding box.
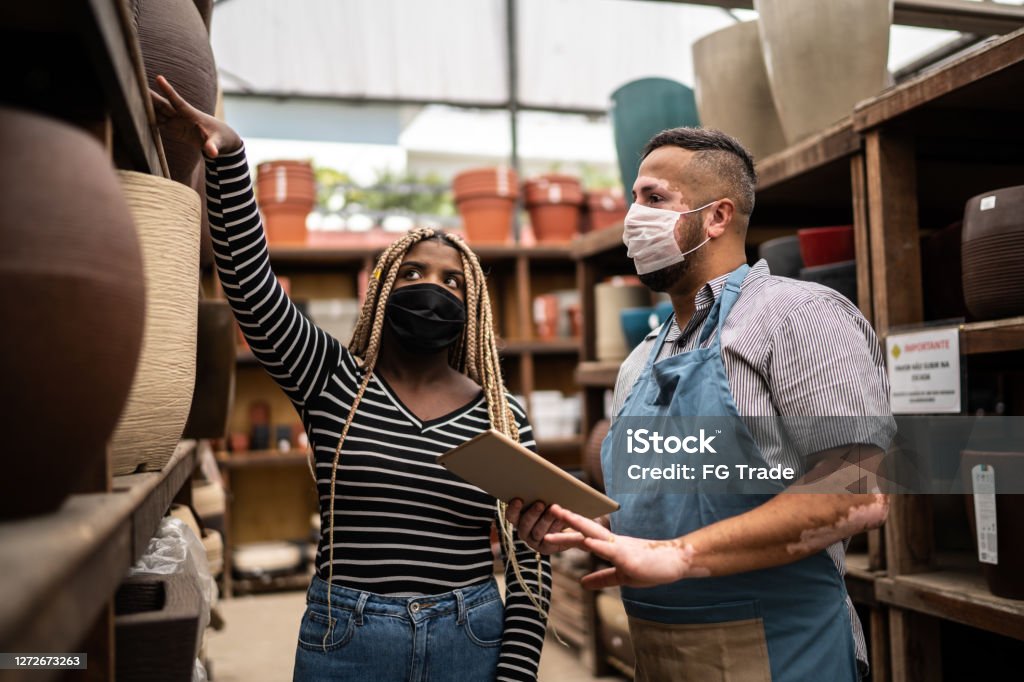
[293,575,503,681]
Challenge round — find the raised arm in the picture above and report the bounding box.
[152,76,340,407]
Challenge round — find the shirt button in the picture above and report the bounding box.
[410,603,420,613]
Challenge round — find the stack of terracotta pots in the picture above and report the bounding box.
[584,189,627,233]
[452,167,519,244]
[524,174,584,243]
[256,160,316,244]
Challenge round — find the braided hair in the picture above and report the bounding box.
[320,227,547,648]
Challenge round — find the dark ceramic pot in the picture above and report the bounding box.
[758,235,803,278]
[134,0,218,185]
[183,300,236,439]
[961,450,1024,600]
[0,107,146,518]
[962,186,1024,320]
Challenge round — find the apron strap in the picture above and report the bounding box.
[697,264,750,346]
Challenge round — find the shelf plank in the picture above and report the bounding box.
[960,316,1024,355]
[876,566,1024,641]
[854,27,1024,132]
[570,224,625,260]
[0,442,196,669]
[536,437,584,469]
[756,118,860,192]
[845,552,883,607]
[575,361,621,389]
[501,338,580,355]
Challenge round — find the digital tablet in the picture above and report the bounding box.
[437,429,620,519]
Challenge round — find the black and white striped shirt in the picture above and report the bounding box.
[611,260,895,671]
[206,146,550,681]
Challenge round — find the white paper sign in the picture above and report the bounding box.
[886,326,961,414]
[971,464,998,565]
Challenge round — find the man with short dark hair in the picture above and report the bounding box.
[509,128,894,681]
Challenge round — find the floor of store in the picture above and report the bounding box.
[206,590,628,682]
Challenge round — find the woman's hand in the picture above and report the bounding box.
[547,508,707,589]
[151,75,242,158]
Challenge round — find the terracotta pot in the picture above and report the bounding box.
[135,0,218,184]
[453,167,518,199]
[962,186,1024,320]
[182,300,236,439]
[755,0,892,144]
[261,204,310,244]
[693,20,787,159]
[525,175,583,242]
[256,160,317,206]
[596,281,649,361]
[961,451,1024,600]
[533,294,560,340]
[585,190,627,233]
[111,171,201,475]
[456,196,515,244]
[798,225,855,266]
[0,108,146,518]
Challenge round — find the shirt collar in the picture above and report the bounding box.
[643,259,771,342]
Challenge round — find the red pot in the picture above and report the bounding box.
[528,204,581,242]
[456,196,514,244]
[797,225,855,266]
[585,190,627,232]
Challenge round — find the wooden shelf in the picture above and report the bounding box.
[854,28,1024,133]
[757,118,860,192]
[231,570,315,596]
[0,442,196,669]
[501,338,580,355]
[960,316,1024,355]
[845,552,884,608]
[876,560,1024,641]
[575,361,621,389]
[536,437,584,469]
[216,450,310,469]
[571,224,625,260]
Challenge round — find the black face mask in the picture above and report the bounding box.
[384,283,467,354]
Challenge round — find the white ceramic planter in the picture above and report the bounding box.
[692,20,787,160]
[756,0,892,144]
[111,171,201,475]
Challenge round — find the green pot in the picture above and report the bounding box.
[609,78,699,201]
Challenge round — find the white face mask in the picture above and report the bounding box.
[622,200,718,275]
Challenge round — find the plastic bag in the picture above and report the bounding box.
[128,516,218,651]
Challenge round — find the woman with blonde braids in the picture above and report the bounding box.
[153,77,552,681]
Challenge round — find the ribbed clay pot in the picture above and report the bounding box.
[182,300,236,439]
[524,175,584,243]
[962,186,1024,320]
[755,0,892,144]
[111,172,201,475]
[961,451,1024,600]
[693,20,787,160]
[0,108,146,518]
[134,0,218,184]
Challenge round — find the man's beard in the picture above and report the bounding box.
[639,260,690,292]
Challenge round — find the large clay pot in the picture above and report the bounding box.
[962,186,1024,320]
[755,0,892,144]
[961,451,1024,600]
[584,189,627,233]
[111,172,201,475]
[134,0,218,185]
[0,108,146,518]
[692,20,787,160]
[609,78,699,199]
[182,300,236,439]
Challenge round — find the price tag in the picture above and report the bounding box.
[971,464,998,565]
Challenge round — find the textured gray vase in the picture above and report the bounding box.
[693,20,787,160]
[755,0,893,144]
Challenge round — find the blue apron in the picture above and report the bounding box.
[601,264,858,681]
